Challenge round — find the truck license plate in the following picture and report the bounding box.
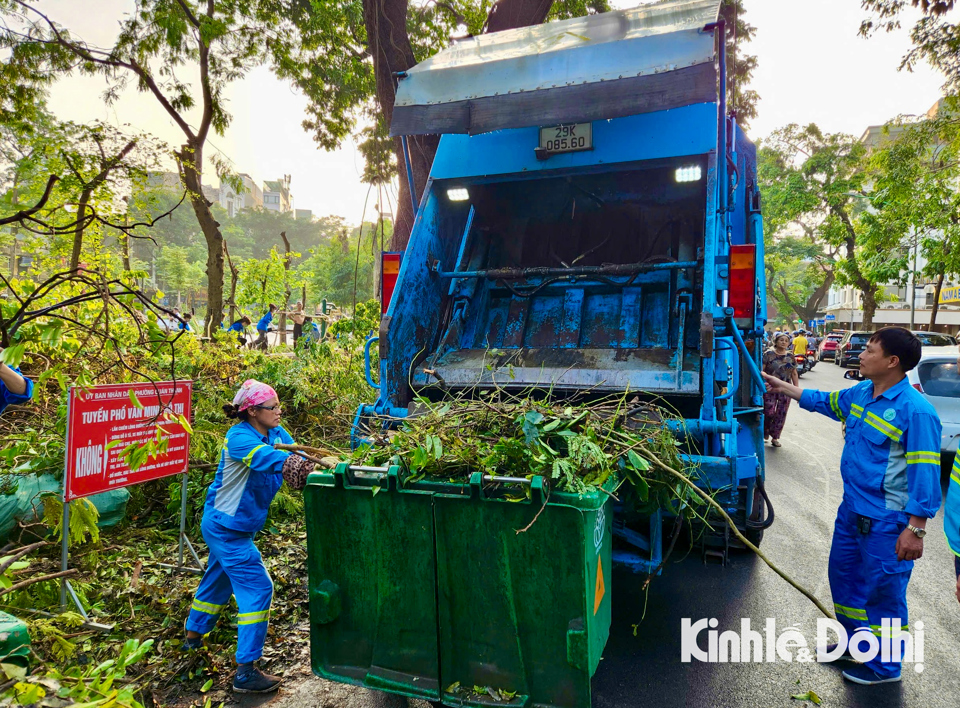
[539,123,593,155]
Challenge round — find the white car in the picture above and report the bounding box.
[906,346,960,460]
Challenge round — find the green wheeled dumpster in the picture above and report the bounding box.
[305,464,613,708]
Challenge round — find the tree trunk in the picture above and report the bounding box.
[177,143,225,335]
[365,0,554,250]
[224,241,239,325]
[279,231,292,346]
[931,271,945,329]
[70,187,94,271]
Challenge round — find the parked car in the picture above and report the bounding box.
[818,332,844,361]
[835,331,871,368]
[906,350,960,462]
[911,331,957,347]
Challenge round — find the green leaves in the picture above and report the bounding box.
[0,343,25,368]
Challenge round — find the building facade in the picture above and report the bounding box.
[263,175,293,213]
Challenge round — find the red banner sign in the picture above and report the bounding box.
[65,381,193,501]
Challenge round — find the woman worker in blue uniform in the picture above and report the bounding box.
[763,327,940,685]
[0,353,33,415]
[183,379,313,693]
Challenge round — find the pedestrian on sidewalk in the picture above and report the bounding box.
[762,327,940,685]
[253,304,276,350]
[183,380,314,693]
[762,333,798,447]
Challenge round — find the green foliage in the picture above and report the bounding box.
[354,393,696,512]
[758,124,875,322]
[861,0,960,93]
[720,0,760,128]
[276,0,611,177]
[329,299,380,338]
[1,636,155,708]
[43,497,101,546]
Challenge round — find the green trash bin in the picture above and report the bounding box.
[0,611,31,667]
[305,464,441,701]
[434,473,613,708]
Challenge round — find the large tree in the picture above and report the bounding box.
[758,124,887,326]
[0,0,293,333]
[277,0,610,250]
[862,98,960,327]
[280,0,759,249]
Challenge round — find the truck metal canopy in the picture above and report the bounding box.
[390,0,721,137]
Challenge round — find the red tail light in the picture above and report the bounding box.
[912,383,924,393]
[844,343,852,350]
[729,245,756,328]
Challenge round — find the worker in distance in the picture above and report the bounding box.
[0,348,33,415]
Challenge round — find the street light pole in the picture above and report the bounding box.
[909,235,918,330]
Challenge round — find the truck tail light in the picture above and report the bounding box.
[728,244,756,328]
[381,252,403,314]
[912,382,924,393]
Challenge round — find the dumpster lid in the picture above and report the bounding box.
[391,0,721,137]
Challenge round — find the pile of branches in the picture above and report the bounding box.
[354,393,704,513]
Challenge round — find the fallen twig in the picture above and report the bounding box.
[0,568,78,596]
[636,442,834,619]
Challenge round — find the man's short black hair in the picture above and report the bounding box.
[869,327,922,373]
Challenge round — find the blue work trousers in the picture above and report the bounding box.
[828,503,913,678]
[185,516,274,664]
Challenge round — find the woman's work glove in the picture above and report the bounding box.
[281,454,314,490]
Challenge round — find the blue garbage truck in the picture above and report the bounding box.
[305,1,771,705]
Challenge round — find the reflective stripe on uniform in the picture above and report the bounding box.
[831,391,845,420]
[849,403,863,419]
[869,624,909,638]
[191,599,225,615]
[905,450,940,465]
[834,603,868,621]
[237,609,270,625]
[865,411,904,441]
[243,444,267,467]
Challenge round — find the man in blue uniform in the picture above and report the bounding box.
[763,327,940,685]
[253,305,276,350]
[0,353,33,415]
[226,316,252,347]
[945,455,960,604]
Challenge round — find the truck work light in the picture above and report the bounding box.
[446,187,470,201]
[675,165,702,183]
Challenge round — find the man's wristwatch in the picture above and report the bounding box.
[907,524,927,539]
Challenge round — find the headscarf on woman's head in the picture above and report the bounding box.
[774,333,791,347]
[232,379,278,411]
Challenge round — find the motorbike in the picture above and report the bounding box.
[796,353,809,377]
[805,348,817,372]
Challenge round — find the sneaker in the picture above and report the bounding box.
[817,643,855,662]
[841,665,901,685]
[233,665,283,694]
[181,636,203,652]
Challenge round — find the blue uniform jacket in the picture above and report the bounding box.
[799,377,941,523]
[0,366,34,415]
[256,312,272,333]
[944,458,960,556]
[227,320,246,333]
[204,422,294,533]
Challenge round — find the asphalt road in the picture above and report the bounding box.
[252,360,960,708]
[590,361,960,708]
